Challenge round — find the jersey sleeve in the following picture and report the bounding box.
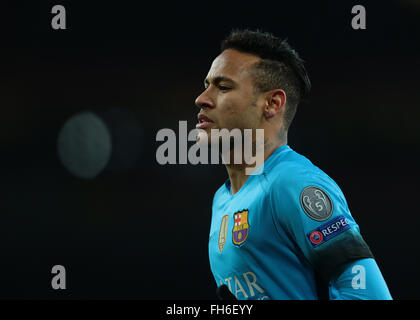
[329,258,392,300]
[270,170,374,281]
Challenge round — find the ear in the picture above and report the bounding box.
[263,89,287,119]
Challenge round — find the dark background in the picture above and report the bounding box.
[0,0,419,299]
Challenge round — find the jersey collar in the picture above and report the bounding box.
[223,144,291,193]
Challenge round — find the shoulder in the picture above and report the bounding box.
[266,148,346,214]
[268,148,339,192]
[266,149,357,245]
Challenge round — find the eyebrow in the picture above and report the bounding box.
[204,76,236,87]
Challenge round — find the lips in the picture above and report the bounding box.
[196,113,215,129]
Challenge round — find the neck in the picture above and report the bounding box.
[225,136,286,195]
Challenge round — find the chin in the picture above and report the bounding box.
[196,130,210,146]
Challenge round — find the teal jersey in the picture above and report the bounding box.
[208,145,375,300]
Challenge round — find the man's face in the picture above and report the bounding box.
[195,49,263,144]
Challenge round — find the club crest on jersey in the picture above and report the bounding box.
[232,210,249,246]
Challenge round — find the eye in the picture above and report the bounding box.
[218,85,231,91]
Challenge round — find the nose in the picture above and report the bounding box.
[195,89,215,109]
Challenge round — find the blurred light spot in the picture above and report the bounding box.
[101,108,144,173]
[57,111,112,179]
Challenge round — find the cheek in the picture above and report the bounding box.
[230,105,261,130]
[217,95,252,128]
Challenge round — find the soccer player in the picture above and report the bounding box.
[194,29,392,300]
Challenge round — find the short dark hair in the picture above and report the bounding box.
[221,29,311,130]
